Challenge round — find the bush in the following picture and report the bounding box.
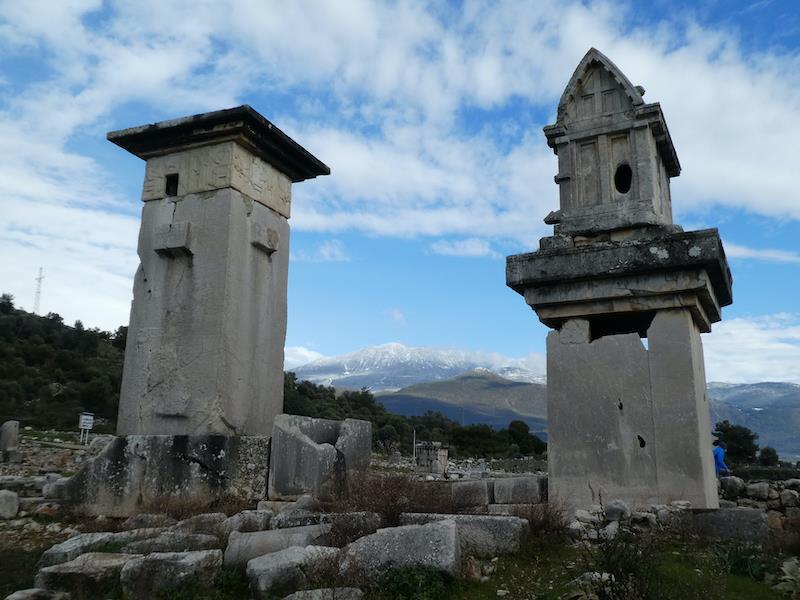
[512,500,568,535]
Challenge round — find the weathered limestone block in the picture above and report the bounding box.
[35,553,141,598]
[604,499,631,522]
[172,512,228,536]
[0,489,19,518]
[222,509,273,539]
[39,529,164,567]
[50,435,269,517]
[399,513,528,557]
[451,480,493,508]
[493,476,543,504]
[122,532,220,554]
[119,550,223,599]
[224,524,332,567]
[121,513,177,530]
[110,107,329,437]
[247,546,341,600]
[784,479,800,492]
[546,310,718,510]
[339,521,460,579]
[282,589,364,600]
[4,590,70,600]
[1,420,19,461]
[692,508,768,542]
[268,415,372,500]
[781,489,800,508]
[719,476,746,500]
[747,482,770,500]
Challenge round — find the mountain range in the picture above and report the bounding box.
[293,343,800,459]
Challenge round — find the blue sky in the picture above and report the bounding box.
[1,0,799,383]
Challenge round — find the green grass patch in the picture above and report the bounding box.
[158,568,250,600]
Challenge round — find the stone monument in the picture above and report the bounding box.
[49,106,329,515]
[506,49,732,509]
[111,106,329,436]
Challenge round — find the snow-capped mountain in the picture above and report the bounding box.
[292,342,545,391]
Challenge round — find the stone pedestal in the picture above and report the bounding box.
[547,310,717,508]
[49,435,270,517]
[506,49,732,510]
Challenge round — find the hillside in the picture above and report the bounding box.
[378,369,547,434]
[0,294,125,430]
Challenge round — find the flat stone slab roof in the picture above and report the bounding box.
[108,105,330,183]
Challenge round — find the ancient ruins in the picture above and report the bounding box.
[507,48,733,509]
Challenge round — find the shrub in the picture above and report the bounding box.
[512,500,568,536]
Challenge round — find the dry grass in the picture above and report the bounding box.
[139,494,252,520]
[321,472,458,526]
[511,500,569,536]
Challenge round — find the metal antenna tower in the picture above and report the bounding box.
[33,267,44,314]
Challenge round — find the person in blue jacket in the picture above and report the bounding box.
[713,440,730,476]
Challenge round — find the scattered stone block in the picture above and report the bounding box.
[122,532,220,554]
[39,529,165,567]
[493,476,543,504]
[339,521,460,579]
[35,552,140,597]
[604,499,631,522]
[780,489,799,508]
[268,415,371,500]
[692,508,768,542]
[53,435,271,517]
[120,550,223,599]
[282,589,364,600]
[4,589,70,600]
[399,513,528,557]
[718,499,737,509]
[172,512,227,536]
[575,509,599,525]
[784,479,800,492]
[0,489,20,519]
[224,525,332,567]
[121,513,176,530]
[258,500,294,513]
[247,545,341,599]
[737,498,768,510]
[222,509,272,538]
[451,480,492,508]
[746,482,770,500]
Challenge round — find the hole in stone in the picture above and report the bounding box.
[618,400,623,411]
[589,311,655,341]
[614,163,632,194]
[165,173,179,197]
[637,435,646,448]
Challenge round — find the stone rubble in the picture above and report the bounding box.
[119,549,223,599]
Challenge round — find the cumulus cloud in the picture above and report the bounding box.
[293,239,351,262]
[703,314,800,384]
[725,243,800,264]
[1,0,798,335]
[430,238,499,258]
[284,346,326,370]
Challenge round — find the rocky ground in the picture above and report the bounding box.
[1,439,799,599]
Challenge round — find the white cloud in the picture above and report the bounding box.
[1,0,799,330]
[703,314,800,384]
[292,239,350,262]
[284,346,326,370]
[430,238,499,258]
[385,308,406,324]
[725,243,800,264]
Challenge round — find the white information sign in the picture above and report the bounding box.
[78,412,94,444]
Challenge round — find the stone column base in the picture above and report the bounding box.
[49,435,269,517]
[547,308,719,510]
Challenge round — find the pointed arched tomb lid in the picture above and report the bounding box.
[557,48,644,122]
